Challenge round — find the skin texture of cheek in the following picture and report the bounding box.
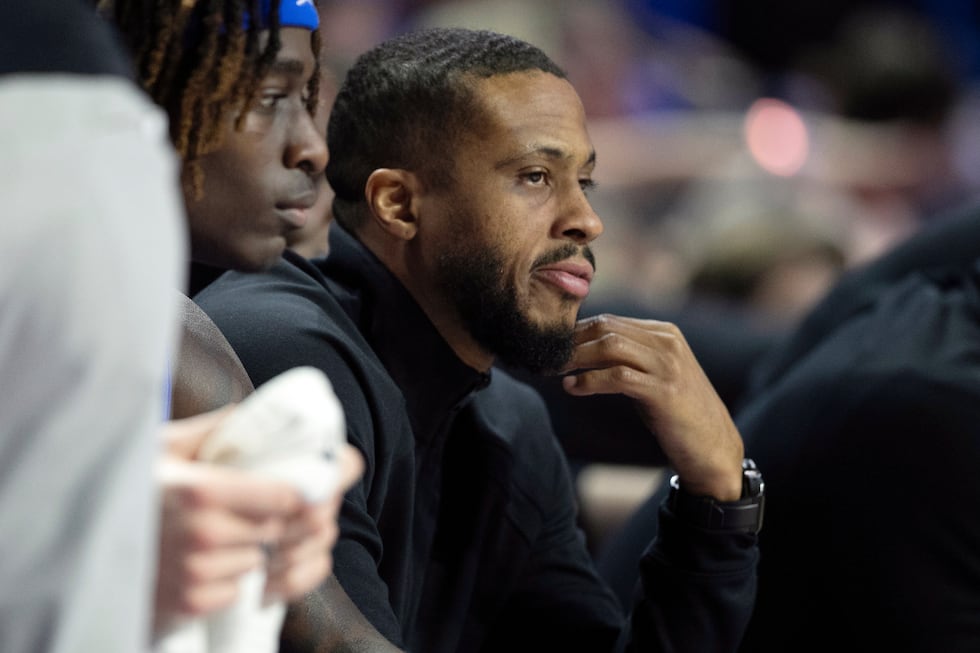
[188,132,295,271]
[187,191,278,270]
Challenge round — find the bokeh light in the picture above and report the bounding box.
[744,97,810,177]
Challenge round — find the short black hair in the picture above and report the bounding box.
[326,27,566,230]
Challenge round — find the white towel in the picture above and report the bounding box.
[155,366,346,653]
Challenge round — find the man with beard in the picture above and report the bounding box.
[196,27,763,652]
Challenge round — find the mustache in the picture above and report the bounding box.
[532,244,596,272]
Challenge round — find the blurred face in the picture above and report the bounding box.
[423,72,603,373]
[186,27,328,271]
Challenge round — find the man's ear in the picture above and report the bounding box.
[365,168,419,241]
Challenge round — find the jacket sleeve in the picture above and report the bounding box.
[741,367,980,653]
[625,506,758,652]
[478,378,758,653]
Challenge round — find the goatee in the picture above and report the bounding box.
[436,243,594,374]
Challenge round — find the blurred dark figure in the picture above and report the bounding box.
[791,6,964,216]
[600,199,980,651]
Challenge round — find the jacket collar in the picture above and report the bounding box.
[319,224,491,444]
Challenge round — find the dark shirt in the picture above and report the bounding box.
[744,201,980,404]
[598,204,980,650]
[195,225,758,652]
[0,0,131,78]
[738,259,980,652]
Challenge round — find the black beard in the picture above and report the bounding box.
[435,244,585,375]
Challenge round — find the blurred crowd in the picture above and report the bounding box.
[315,0,980,335]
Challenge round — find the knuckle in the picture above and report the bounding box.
[660,332,684,358]
[661,379,682,397]
[177,589,209,616]
[186,523,219,551]
[279,563,307,596]
[610,365,637,385]
[273,545,301,569]
[590,313,612,331]
[172,483,213,510]
[322,521,339,548]
[599,332,625,355]
[307,505,332,530]
[180,555,208,585]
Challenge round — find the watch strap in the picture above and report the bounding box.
[666,458,765,534]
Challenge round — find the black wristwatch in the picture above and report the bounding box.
[666,458,765,534]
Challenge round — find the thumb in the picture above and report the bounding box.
[161,405,236,460]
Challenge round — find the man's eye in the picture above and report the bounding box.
[524,171,547,185]
[258,93,287,109]
[580,178,597,194]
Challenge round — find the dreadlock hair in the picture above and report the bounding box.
[325,27,566,231]
[99,0,321,197]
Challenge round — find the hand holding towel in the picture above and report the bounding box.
[155,366,346,653]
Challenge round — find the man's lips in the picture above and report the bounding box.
[276,193,317,229]
[533,260,594,299]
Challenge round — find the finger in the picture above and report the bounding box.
[571,313,679,344]
[275,445,362,545]
[268,520,335,577]
[564,331,663,379]
[278,501,334,546]
[161,406,237,459]
[562,363,659,400]
[161,461,302,521]
[335,444,365,494]
[179,546,265,586]
[177,576,242,617]
[172,504,284,550]
[265,546,332,602]
[565,331,644,374]
[564,319,688,373]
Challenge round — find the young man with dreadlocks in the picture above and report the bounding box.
[99,0,362,643]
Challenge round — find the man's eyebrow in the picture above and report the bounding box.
[266,58,307,77]
[496,145,597,169]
